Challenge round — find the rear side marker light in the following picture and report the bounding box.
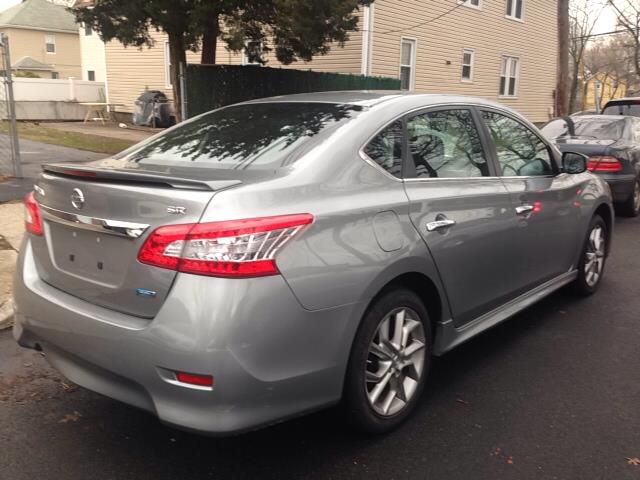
[587,156,622,172]
[24,191,43,236]
[138,213,314,278]
[175,371,214,387]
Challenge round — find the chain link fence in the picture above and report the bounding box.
[0,33,21,178]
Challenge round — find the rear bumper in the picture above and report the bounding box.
[13,241,364,435]
[599,173,636,203]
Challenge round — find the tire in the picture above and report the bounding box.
[343,288,433,434]
[572,214,608,296]
[618,177,640,217]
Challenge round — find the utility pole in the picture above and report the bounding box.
[556,0,570,116]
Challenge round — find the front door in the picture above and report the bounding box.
[403,108,521,327]
[479,109,581,293]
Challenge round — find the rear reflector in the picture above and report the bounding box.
[138,213,314,277]
[24,192,43,236]
[587,156,622,172]
[175,372,214,387]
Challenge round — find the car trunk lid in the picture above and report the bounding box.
[30,166,241,318]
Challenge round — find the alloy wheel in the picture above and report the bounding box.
[584,225,605,287]
[365,307,426,416]
[634,181,640,213]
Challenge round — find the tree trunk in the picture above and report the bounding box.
[556,0,570,117]
[634,40,640,78]
[168,32,187,122]
[568,61,580,114]
[201,14,219,65]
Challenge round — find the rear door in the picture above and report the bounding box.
[479,108,581,293]
[31,172,216,318]
[403,107,520,327]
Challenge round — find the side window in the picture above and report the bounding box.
[482,110,554,177]
[363,120,403,178]
[406,109,489,178]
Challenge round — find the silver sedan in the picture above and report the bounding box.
[14,92,613,435]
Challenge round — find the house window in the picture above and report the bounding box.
[459,0,481,9]
[164,41,173,87]
[51,72,59,79]
[461,49,474,82]
[400,38,416,90]
[506,0,524,20]
[500,56,520,97]
[84,24,93,36]
[45,35,55,54]
[242,40,263,65]
[87,70,95,81]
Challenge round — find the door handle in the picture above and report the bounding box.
[515,204,534,215]
[426,216,457,232]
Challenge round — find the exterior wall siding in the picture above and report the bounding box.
[78,25,107,82]
[368,0,557,123]
[103,3,557,123]
[1,27,81,79]
[107,20,364,113]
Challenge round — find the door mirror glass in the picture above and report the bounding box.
[562,152,588,174]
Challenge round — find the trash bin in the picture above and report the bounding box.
[132,90,175,128]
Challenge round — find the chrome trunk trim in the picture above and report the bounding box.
[39,204,150,239]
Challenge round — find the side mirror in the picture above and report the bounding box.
[562,152,588,174]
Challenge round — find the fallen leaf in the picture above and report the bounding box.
[627,457,640,466]
[59,411,82,423]
[61,382,77,392]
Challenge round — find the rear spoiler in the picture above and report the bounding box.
[42,164,242,192]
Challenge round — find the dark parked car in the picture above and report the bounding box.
[541,115,640,216]
[602,97,640,117]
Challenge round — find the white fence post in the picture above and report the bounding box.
[68,77,76,101]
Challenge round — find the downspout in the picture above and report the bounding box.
[361,5,374,76]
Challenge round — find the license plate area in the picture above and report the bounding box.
[48,222,135,287]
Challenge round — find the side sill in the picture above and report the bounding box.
[433,270,578,355]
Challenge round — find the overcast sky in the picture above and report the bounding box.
[0,0,620,35]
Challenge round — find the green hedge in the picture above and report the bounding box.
[185,64,401,117]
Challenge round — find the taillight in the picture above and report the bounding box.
[587,156,622,172]
[24,191,43,236]
[137,213,313,277]
[175,371,214,387]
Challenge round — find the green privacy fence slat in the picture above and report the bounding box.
[185,64,401,117]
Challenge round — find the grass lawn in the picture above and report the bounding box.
[0,122,135,155]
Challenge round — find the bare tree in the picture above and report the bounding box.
[568,1,603,113]
[608,0,640,80]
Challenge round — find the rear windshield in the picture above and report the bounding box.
[602,102,640,117]
[541,117,626,140]
[118,102,362,170]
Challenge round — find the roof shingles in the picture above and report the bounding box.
[0,0,78,33]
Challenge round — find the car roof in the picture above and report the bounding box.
[567,114,631,121]
[604,97,640,104]
[245,90,508,109]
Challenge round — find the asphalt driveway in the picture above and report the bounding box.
[1,215,639,480]
[0,136,103,202]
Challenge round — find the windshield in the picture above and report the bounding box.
[118,102,362,170]
[602,102,640,117]
[541,117,626,141]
